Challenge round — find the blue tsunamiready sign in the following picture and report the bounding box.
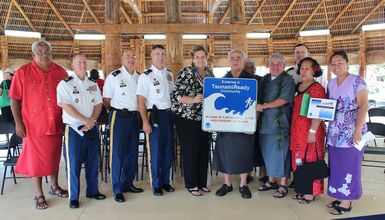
[202,77,257,133]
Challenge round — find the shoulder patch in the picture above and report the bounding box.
[64,76,73,82]
[143,69,152,75]
[112,70,121,77]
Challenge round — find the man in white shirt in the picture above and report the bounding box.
[103,49,143,203]
[137,45,175,196]
[57,54,105,209]
[286,44,326,87]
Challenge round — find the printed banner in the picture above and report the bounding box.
[202,77,257,133]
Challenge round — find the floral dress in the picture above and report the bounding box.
[326,74,367,200]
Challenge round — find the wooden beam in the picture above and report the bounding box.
[323,1,329,26]
[10,0,37,32]
[247,0,266,25]
[72,23,273,34]
[328,0,355,29]
[81,0,100,24]
[296,0,326,37]
[46,0,74,36]
[219,6,229,24]
[326,34,333,80]
[209,0,223,17]
[271,0,297,34]
[359,32,366,78]
[122,0,143,18]
[105,0,120,24]
[4,2,13,30]
[229,0,246,24]
[120,2,133,24]
[165,0,181,23]
[351,0,385,33]
[1,36,9,70]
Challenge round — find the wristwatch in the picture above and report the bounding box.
[309,128,316,134]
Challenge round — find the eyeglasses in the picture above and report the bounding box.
[34,50,51,56]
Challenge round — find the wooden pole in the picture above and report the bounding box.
[104,0,121,75]
[229,0,247,52]
[134,39,145,73]
[165,0,183,78]
[326,34,333,81]
[359,32,367,79]
[1,36,9,70]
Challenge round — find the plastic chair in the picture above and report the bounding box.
[0,121,15,162]
[368,108,385,147]
[1,133,22,195]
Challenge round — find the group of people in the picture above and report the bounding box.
[4,39,368,216]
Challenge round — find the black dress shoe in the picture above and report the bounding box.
[239,185,252,199]
[153,187,163,196]
[215,184,233,196]
[69,200,79,209]
[123,185,144,193]
[86,192,106,200]
[114,193,125,203]
[162,184,175,192]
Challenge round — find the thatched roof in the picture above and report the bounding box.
[1,0,384,65]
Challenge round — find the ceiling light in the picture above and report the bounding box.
[299,29,330,37]
[74,34,106,40]
[5,30,41,38]
[183,34,207,40]
[362,23,385,31]
[144,34,166,40]
[246,33,271,39]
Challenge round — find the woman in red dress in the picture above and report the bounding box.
[290,57,326,204]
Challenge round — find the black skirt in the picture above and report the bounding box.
[213,132,254,174]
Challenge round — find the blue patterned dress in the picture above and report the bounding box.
[327,74,367,200]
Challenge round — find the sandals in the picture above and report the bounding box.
[330,203,352,215]
[298,196,315,204]
[257,181,279,191]
[327,200,341,208]
[292,194,304,200]
[200,187,211,193]
[258,176,269,184]
[34,195,48,210]
[273,185,288,198]
[188,188,202,196]
[48,186,69,198]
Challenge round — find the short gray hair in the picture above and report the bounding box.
[228,48,246,60]
[31,40,52,53]
[268,52,285,64]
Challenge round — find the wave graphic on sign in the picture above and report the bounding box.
[207,92,254,116]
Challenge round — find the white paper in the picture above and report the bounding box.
[307,98,337,121]
[69,120,85,137]
[354,131,376,151]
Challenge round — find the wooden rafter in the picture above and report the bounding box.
[209,0,223,17]
[81,0,100,24]
[10,0,37,32]
[72,23,274,34]
[4,2,13,30]
[328,0,355,29]
[247,0,266,25]
[46,0,74,36]
[296,0,326,37]
[120,2,134,24]
[79,6,87,24]
[271,0,297,34]
[352,0,385,33]
[323,1,329,26]
[123,0,143,17]
[219,6,229,24]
